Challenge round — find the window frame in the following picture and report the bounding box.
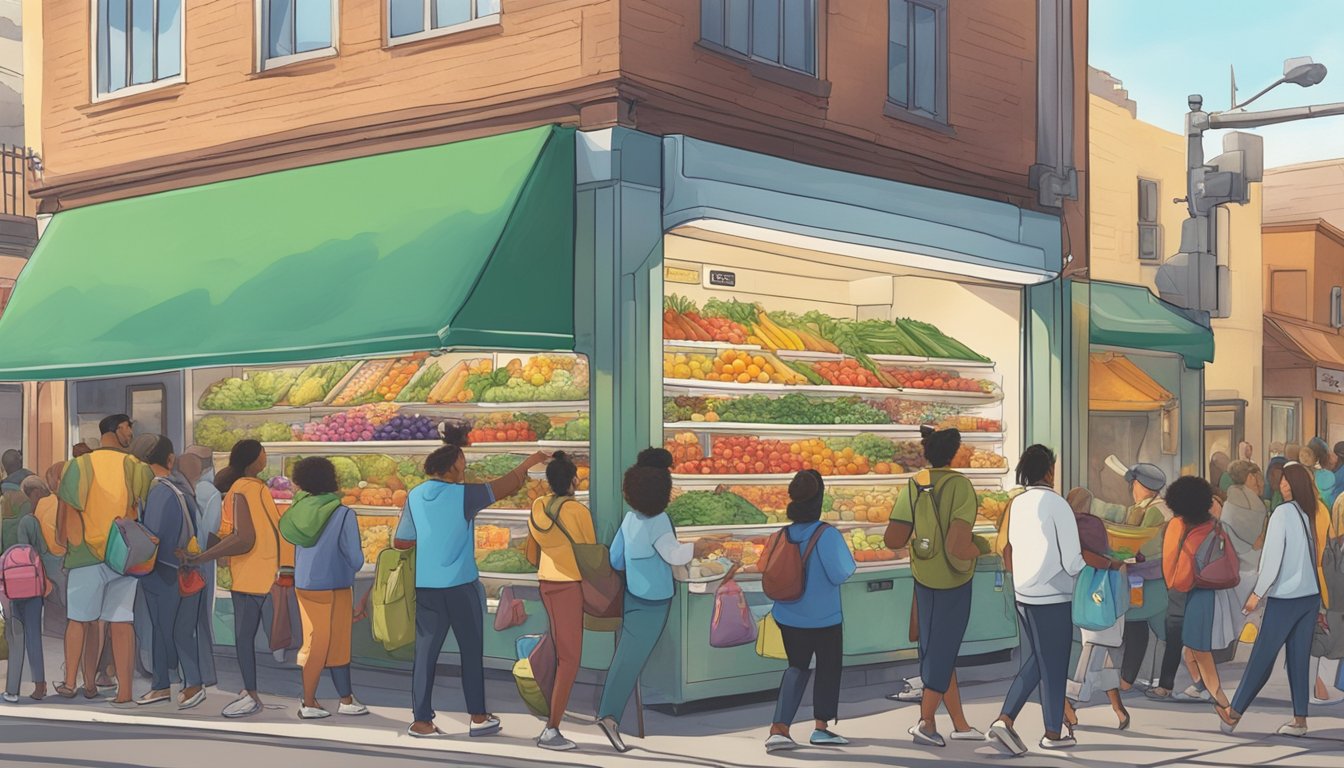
[256,0,340,72]
[1137,177,1162,261]
[699,0,820,78]
[385,0,502,48]
[89,0,187,103]
[885,0,949,127]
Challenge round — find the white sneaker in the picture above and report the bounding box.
[537,727,577,751]
[469,715,502,737]
[988,720,1028,756]
[338,698,369,716]
[222,694,262,719]
[765,734,799,752]
[950,727,985,741]
[1276,722,1308,737]
[1040,734,1077,750]
[298,703,331,720]
[1,693,18,704]
[909,721,945,747]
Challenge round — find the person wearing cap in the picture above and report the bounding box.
[1116,462,1172,693]
[54,413,153,705]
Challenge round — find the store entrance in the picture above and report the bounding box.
[0,383,20,453]
[70,373,184,450]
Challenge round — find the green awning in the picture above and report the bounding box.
[1089,281,1215,369]
[0,125,575,381]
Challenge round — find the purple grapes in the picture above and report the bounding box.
[371,414,439,441]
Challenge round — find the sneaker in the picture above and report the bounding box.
[222,694,262,719]
[950,728,985,741]
[810,729,849,746]
[406,724,448,739]
[887,680,924,702]
[1276,722,1308,737]
[338,698,370,716]
[1040,734,1077,750]
[598,716,629,753]
[988,720,1028,756]
[765,734,800,752]
[178,689,207,711]
[909,721,945,747]
[469,715,502,738]
[299,703,331,720]
[537,728,577,752]
[136,690,171,706]
[1,693,17,704]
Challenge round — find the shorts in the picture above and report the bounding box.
[66,563,137,623]
[914,580,973,694]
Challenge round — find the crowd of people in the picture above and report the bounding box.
[1,415,1341,759]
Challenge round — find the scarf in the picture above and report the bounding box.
[277,491,343,548]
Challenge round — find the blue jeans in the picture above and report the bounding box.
[915,580,972,694]
[141,566,203,690]
[4,596,44,693]
[1002,602,1073,735]
[1232,594,1320,718]
[412,582,486,723]
[598,594,671,725]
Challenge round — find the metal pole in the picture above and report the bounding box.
[1210,101,1344,129]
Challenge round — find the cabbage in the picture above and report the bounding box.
[329,457,362,489]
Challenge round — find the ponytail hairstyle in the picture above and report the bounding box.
[424,421,471,477]
[1015,444,1057,487]
[623,447,674,517]
[215,439,264,493]
[786,469,825,523]
[545,451,579,496]
[920,426,962,469]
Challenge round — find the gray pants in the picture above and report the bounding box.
[4,596,46,694]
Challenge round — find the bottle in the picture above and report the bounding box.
[1128,571,1144,608]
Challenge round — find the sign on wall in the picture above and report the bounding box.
[1316,366,1344,395]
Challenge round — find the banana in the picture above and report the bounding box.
[757,312,803,351]
[751,324,784,351]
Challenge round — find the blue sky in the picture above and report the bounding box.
[1090,0,1344,168]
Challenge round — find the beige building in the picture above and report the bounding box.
[1088,67,1263,473]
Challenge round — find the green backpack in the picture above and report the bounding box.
[371,546,416,652]
[909,473,976,589]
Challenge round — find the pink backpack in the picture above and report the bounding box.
[0,545,47,600]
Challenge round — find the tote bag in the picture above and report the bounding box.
[1072,566,1127,631]
[755,612,787,660]
[709,571,757,648]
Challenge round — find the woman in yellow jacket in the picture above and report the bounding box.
[527,451,596,752]
[186,439,291,719]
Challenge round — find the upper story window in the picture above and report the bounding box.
[700,0,818,77]
[388,0,501,44]
[95,0,184,98]
[1138,178,1161,260]
[261,0,337,70]
[887,0,947,124]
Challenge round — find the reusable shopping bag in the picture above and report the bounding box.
[1072,566,1127,631]
[754,612,787,660]
[709,571,757,648]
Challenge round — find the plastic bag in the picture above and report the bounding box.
[755,612,786,660]
[709,575,757,648]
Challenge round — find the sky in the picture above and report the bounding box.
[1090,0,1344,169]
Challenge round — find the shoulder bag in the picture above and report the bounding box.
[538,496,624,619]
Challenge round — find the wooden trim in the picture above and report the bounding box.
[693,41,832,99]
[883,101,956,136]
[1262,218,1344,248]
[35,79,621,211]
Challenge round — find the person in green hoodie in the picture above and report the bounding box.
[281,457,367,720]
[1,449,35,551]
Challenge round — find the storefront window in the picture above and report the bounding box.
[0,384,21,453]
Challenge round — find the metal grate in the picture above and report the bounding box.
[0,145,34,218]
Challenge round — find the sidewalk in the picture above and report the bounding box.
[3,632,1344,768]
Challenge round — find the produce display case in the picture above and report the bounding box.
[190,351,598,669]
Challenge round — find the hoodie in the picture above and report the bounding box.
[609,510,692,601]
[394,479,495,589]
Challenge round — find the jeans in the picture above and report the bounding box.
[915,580,973,694]
[4,596,45,693]
[539,581,584,727]
[773,622,843,725]
[142,567,203,690]
[412,582,486,723]
[598,594,671,725]
[1002,602,1073,735]
[232,592,267,692]
[1232,594,1320,718]
[197,564,218,687]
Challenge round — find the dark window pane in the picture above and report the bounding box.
[752,0,780,64]
[888,0,908,104]
[390,0,425,37]
[702,0,725,45]
[726,0,749,54]
[912,4,937,114]
[268,0,294,58]
[157,0,182,77]
[130,0,154,85]
[782,0,812,73]
[295,0,332,53]
[433,0,473,28]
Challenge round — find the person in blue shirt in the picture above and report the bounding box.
[765,469,856,753]
[393,423,547,740]
[596,448,715,753]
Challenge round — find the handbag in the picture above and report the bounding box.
[1072,565,1127,631]
[493,585,528,631]
[1321,511,1344,607]
[155,478,207,597]
[538,497,623,619]
[104,518,159,577]
[755,612,787,660]
[709,566,757,648]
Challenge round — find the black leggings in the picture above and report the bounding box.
[1120,593,1186,691]
[773,623,844,724]
[232,592,267,692]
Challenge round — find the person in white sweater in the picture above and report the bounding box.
[1218,463,1325,738]
[987,446,1123,756]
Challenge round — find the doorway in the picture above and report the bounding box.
[70,374,184,451]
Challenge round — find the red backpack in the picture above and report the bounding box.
[0,544,48,600]
[1181,521,1240,590]
[761,524,828,602]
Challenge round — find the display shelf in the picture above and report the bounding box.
[773,350,847,362]
[671,470,1008,489]
[664,340,763,352]
[195,400,589,418]
[663,421,1004,440]
[663,378,1002,404]
[214,440,587,457]
[868,354,997,371]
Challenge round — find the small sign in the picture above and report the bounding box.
[708,270,736,288]
[664,266,700,285]
[1318,366,1344,395]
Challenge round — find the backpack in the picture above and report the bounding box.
[103,518,159,577]
[909,473,975,589]
[1176,520,1239,591]
[512,633,554,719]
[0,544,48,600]
[761,523,828,602]
[370,546,416,652]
